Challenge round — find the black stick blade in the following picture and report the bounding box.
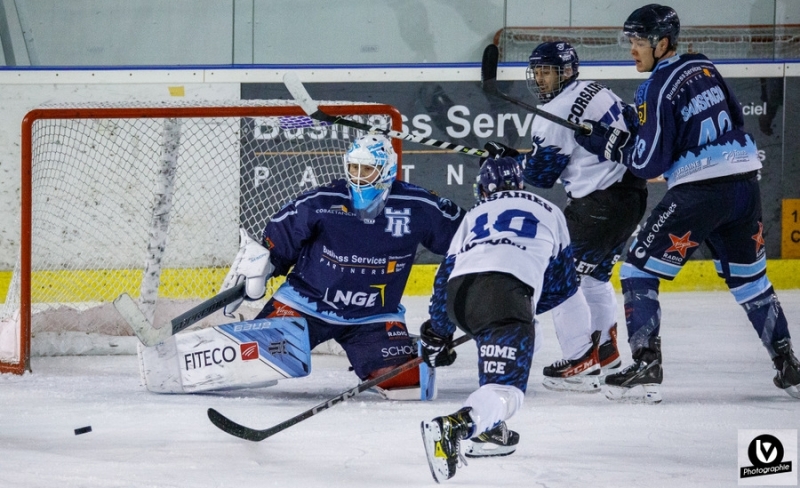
[208,408,272,442]
[481,44,500,93]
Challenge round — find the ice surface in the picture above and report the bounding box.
[1,291,798,487]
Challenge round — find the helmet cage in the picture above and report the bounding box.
[525,42,580,103]
[343,135,398,220]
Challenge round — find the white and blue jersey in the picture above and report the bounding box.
[263,179,463,325]
[428,189,579,337]
[627,53,762,187]
[524,79,630,199]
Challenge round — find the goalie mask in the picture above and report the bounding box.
[344,134,398,220]
[526,42,580,103]
[474,157,524,200]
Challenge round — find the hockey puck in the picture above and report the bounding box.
[74,426,92,435]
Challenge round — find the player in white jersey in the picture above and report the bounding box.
[418,157,595,482]
[486,41,647,379]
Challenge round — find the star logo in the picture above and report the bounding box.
[752,222,765,253]
[665,231,699,258]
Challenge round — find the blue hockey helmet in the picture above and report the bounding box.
[622,4,680,51]
[344,134,398,220]
[474,156,524,200]
[526,42,580,103]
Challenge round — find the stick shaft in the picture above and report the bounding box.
[282,72,491,157]
[208,334,471,441]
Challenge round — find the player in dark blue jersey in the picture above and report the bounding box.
[138,134,464,400]
[575,4,800,403]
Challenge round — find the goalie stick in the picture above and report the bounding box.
[481,44,590,135]
[112,281,246,347]
[282,72,491,158]
[207,334,471,442]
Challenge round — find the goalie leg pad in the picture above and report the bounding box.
[139,317,310,394]
[371,358,437,401]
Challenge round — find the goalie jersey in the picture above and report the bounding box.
[263,179,463,325]
[524,79,630,199]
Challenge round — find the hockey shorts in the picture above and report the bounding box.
[625,171,764,284]
[565,171,647,282]
[446,272,535,392]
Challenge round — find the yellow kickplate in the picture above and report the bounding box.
[434,441,447,458]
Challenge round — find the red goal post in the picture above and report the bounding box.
[0,100,402,375]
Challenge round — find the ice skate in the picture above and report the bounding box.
[772,338,800,399]
[421,407,473,482]
[598,323,622,376]
[542,331,601,393]
[464,421,519,458]
[604,336,662,404]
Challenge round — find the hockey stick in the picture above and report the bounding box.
[481,44,590,135]
[282,72,491,158]
[112,281,246,347]
[207,334,471,442]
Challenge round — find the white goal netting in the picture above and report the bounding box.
[0,100,400,372]
[496,25,800,62]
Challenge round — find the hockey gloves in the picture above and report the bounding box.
[221,228,275,317]
[420,320,458,368]
[483,141,519,159]
[480,141,519,166]
[621,103,639,136]
[574,120,632,164]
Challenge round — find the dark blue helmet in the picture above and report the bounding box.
[474,156,524,200]
[623,4,680,50]
[526,42,580,103]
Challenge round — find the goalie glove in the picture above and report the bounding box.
[221,228,275,317]
[574,120,632,164]
[419,320,457,368]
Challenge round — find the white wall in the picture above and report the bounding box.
[2,0,799,66]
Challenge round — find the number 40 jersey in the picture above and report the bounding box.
[446,189,572,308]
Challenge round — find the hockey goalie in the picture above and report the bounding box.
[136,134,465,401]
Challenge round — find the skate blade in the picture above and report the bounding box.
[604,384,662,404]
[782,384,800,399]
[420,421,453,483]
[542,375,601,393]
[464,441,516,458]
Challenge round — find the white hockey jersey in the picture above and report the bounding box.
[446,190,571,308]
[526,80,630,199]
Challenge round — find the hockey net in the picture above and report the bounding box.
[495,24,800,62]
[0,100,402,374]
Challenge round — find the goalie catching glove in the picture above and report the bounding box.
[419,320,458,368]
[221,228,275,317]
